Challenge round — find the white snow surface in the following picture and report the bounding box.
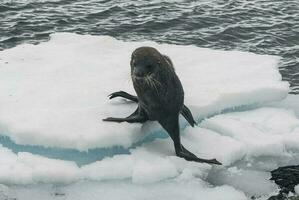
[0,33,298,200]
[0,32,288,150]
[295,184,299,195]
[201,107,299,158]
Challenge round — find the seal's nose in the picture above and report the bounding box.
[134,66,146,77]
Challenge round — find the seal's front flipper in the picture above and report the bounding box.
[102,113,147,123]
[103,106,148,123]
[103,117,127,123]
[102,116,146,123]
[108,91,138,103]
[181,105,197,127]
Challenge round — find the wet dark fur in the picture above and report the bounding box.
[103,47,221,165]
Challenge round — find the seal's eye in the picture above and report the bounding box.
[146,65,152,70]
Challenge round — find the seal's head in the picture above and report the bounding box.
[130,47,162,79]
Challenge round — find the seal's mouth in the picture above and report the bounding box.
[132,72,152,80]
[132,73,161,93]
[131,74,144,81]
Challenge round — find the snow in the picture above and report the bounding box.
[268,94,299,117]
[208,167,277,196]
[201,107,299,158]
[2,181,247,200]
[295,184,299,195]
[0,32,297,200]
[0,145,80,185]
[0,139,211,185]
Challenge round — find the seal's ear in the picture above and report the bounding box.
[163,55,173,67]
[163,55,175,71]
[130,53,136,67]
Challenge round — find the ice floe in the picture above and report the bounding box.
[0,32,289,150]
[0,33,297,200]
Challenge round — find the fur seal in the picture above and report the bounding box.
[103,47,221,165]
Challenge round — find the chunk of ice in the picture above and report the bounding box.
[0,33,289,150]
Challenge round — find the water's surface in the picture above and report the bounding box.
[0,0,298,93]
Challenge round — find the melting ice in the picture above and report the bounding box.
[0,33,297,200]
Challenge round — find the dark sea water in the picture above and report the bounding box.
[0,0,298,93]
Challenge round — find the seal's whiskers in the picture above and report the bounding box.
[146,74,160,94]
[149,74,161,87]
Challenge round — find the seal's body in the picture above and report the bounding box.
[132,47,183,121]
[103,47,221,165]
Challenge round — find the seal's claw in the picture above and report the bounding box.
[108,94,115,99]
[108,91,124,99]
[102,117,128,123]
[107,93,115,99]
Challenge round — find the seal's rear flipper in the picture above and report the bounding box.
[181,105,197,127]
[179,145,222,165]
[108,91,138,103]
[159,116,219,165]
[195,158,222,165]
